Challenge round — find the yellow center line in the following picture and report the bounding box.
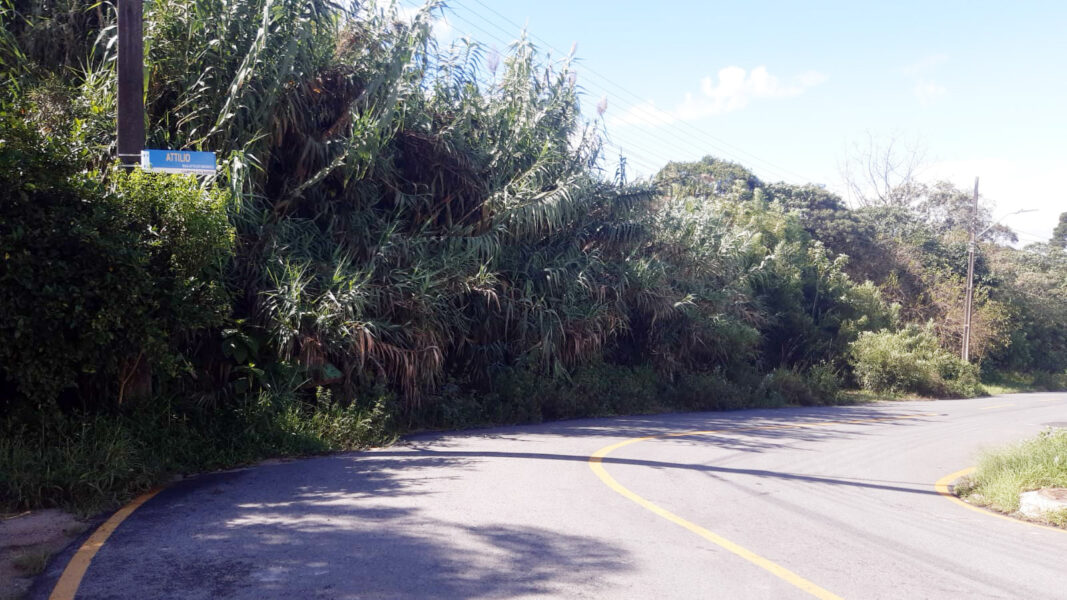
[934,469,1067,535]
[978,404,1014,410]
[49,488,162,600]
[588,413,935,600]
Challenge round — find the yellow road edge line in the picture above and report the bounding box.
[978,404,1014,410]
[586,414,934,600]
[934,468,1066,534]
[49,488,163,600]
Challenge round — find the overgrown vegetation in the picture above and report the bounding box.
[956,428,1067,527]
[849,326,982,398]
[0,387,395,514]
[1,1,1065,513]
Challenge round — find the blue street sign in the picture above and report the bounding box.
[140,149,216,174]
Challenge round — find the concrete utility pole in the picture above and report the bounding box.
[961,177,978,362]
[117,0,144,165]
[960,182,1035,362]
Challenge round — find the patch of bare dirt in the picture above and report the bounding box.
[0,510,86,600]
[1038,487,1067,502]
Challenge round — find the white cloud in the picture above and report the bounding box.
[913,81,947,106]
[610,100,676,128]
[796,70,830,87]
[900,54,948,106]
[900,53,949,76]
[608,66,827,128]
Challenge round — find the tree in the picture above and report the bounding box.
[1052,212,1067,250]
[840,132,927,208]
[656,155,762,199]
[917,181,1016,244]
[761,182,881,280]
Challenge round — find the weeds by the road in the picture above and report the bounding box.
[981,371,1067,396]
[0,391,395,516]
[8,357,1034,518]
[3,363,859,516]
[11,547,51,577]
[957,428,1067,527]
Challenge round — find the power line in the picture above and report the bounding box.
[398,2,672,179]
[1012,231,1051,242]
[402,1,810,186]
[432,1,806,185]
[459,0,815,184]
[601,143,671,177]
[429,8,701,178]
[446,4,791,180]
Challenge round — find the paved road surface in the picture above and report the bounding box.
[36,393,1067,599]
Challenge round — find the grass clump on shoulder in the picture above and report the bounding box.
[0,386,395,516]
[955,428,1067,527]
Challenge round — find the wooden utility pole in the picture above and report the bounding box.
[117,0,144,165]
[962,177,979,362]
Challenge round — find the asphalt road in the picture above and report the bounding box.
[37,393,1067,599]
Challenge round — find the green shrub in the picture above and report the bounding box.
[410,363,664,430]
[279,388,397,451]
[807,361,845,403]
[1031,371,1067,392]
[667,370,755,411]
[0,116,232,413]
[550,363,662,419]
[983,369,1067,394]
[757,365,844,407]
[761,369,816,406]
[848,325,983,398]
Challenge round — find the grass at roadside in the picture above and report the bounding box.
[956,428,1067,527]
[3,364,852,517]
[838,389,919,403]
[11,547,51,577]
[0,393,396,517]
[981,371,1067,395]
[15,362,1050,519]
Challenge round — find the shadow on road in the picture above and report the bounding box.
[403,404,941,447]
[367,448,941,496]
[50,404,945,599]
[64,453,630,600]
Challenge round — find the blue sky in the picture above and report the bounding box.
[407,0,1067,244]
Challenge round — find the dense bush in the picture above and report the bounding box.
[667,370,760,411]
[759,364,843,407]
[849,325,983,398]
[0,116,232,414]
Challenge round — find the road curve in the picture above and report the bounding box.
[36,393,1067,599]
